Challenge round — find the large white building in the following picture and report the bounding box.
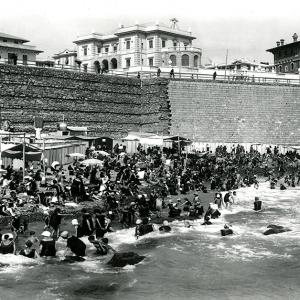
[0,32,43,65]
[71,19,202,73]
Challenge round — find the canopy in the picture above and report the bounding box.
[81,159,104,166]
[1,143,42,161]
[164,136,192,143]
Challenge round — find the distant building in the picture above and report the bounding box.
[207,58,273,72]
[266,33,300,73]
[53,49,78,69]
[0,32,43,65]
[36,58,55,68]
[72,19,202,73]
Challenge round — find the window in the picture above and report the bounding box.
[149,39,153,49]
[182,54,189,67]
[22,55,27,65]
[285,65,288,72]
[194,55,199,67]
[125,58,131,68]
[97,46,101,54]
[14,40,18,44]
[291,62,294,71]
[170,55,176,66]
[105,47,109,53]
[83,64,88,72]
[126,40,131,50]
[3,39,7,42]
[83,46,87,56]
[141,42,144,49]
[184,43,188,50]
[148,57,153,66]
[162,40,166,48]
[65,56,69,65]
[113,44,118,52]
[173,41,177,49]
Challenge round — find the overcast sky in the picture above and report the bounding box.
[1,0,300,64]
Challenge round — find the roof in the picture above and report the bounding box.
[65,135,103,141]
[266,41,300,53]
[53,49,77,58]
[0,32,29,43]
[74,22,195,44]
[67,126,88,131]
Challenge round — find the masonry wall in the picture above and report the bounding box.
[0,65,155,137]
[168,79,300,144]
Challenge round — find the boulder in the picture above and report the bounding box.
[107,252,145,267]
[263,224,291,235]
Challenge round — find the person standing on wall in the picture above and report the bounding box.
[170,69,175,78]
[157,68,161,77]
[213,71,217,80]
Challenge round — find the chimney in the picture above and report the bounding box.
[280,39,285,46]
[293,33,298,42]
[276,41,280,47]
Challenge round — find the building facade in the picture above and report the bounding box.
[72,20,202,73]
[53,49,78,69]
[266,33,300,74]
[0,32,42,65]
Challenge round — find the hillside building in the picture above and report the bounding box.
[0,32,42,65]
[71,19,202,73]
[266,33,300,73]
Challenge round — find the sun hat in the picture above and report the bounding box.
[163,220,169,226]
[136,219,142,225]
[41,231,51,237]
[2,233,13,241]
[71,219,79,226]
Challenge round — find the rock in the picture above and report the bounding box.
[263,224,291,235]
[107,252,145,267]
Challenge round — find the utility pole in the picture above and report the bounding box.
[224,49,228,80]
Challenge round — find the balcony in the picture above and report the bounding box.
[161,46,202,53]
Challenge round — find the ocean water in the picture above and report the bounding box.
[0,183,300,300]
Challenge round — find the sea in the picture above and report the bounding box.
[0,183,299,300]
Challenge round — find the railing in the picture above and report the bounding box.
[1,58,300,85]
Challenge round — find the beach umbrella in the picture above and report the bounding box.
[81,159,103,166]
[68,153,85,158]
[96,150,110,156]
[51,161,60,168]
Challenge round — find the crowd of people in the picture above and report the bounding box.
[0,142,299,261]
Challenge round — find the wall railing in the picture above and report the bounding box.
[1,58,300,85]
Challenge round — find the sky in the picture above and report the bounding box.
[1,0,300,64]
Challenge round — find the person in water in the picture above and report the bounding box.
[71,219,83,238]
[39,231,56,257]
[19,240,39,259]
[253,196,262,211]
[81,209,94,237]
[202,216,212,226]
[135,218,154,239]
[88,236,116,255]
[221,224,234,236]
[159,220,171,232]
[60,231,86,258]
[0,233,16,254]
